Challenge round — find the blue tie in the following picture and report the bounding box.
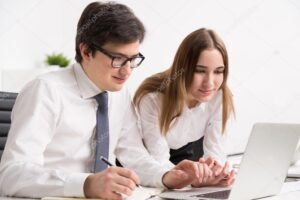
[94,92,109,173]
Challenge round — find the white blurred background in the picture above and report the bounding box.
[0,0,300,154]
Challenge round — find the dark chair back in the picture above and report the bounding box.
[0,92,18,159]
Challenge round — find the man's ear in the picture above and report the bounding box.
[79,43,92,62]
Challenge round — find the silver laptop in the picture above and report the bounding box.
[159,123,300,200]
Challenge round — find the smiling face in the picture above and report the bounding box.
[187,48,225,107]
[80,40,140,91]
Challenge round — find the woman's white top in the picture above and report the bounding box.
[138,90,227,169]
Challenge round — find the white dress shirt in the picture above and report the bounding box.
[0,63,166,197]
[137,91,227,170]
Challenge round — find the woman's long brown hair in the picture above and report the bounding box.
[134,28,235,135]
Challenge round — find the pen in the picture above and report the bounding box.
[100,156,143,189]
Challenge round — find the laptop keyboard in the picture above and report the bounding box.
[191,189,231,199]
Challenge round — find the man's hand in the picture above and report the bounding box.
[84,166,140,200]
[192,158,235,187]
[162,159,212,189]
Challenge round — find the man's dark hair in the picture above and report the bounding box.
[75,1,145,63]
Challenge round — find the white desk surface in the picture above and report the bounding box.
[1,189,300,200]
[1,155,300,200]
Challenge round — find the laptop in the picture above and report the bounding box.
[159,123,300,200]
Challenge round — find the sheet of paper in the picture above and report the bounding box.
[280,180,300,194]
[127,187,163,200]
[288,161,300,177]
[158,186,230,200]
[42,187,163,200]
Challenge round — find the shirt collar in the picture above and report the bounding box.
[199,102,206,111]
[73,63,103,99]
[186,101,206,112]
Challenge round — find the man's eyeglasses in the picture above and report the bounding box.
[93,45,145,68]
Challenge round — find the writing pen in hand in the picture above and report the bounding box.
[100,156,143,189]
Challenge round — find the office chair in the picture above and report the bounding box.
[0,91,18,159]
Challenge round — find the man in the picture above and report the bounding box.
[0,2,231,199]
[0,2,145,199]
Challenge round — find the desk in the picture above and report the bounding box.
[263,190,300,199]
[1,188,300,200]
[1,154,300,200]
[0,187,162,200]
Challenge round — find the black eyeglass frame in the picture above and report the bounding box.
[93,45,145,68]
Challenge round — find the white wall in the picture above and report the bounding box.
[1,0,300,154]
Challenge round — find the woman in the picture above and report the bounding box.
[134,28,235,187]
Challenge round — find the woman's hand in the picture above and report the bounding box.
[192,157,235,187]
[162,159,212,189]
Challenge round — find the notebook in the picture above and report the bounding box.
[159,123,300,200]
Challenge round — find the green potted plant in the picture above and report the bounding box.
[45,53,70,68]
